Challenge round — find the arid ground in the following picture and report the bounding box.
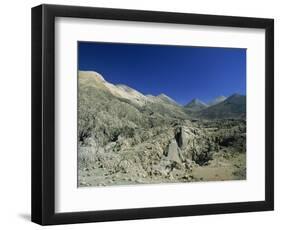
[78,71,246,187]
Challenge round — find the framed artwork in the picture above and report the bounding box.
[31,4,274,225]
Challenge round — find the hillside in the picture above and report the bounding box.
[198,94,246,119]
[208,95,226,106]
[184,98,208,112]
[78,71,246,187]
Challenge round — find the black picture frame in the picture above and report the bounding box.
[31,4,274,225]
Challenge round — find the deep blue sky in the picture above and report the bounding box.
[78,42,246,105]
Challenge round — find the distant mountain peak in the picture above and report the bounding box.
[225,93,246,104]
[228,93,242,98]
[216,95,226,100]
[208,95,226,106]
[184,98,208,111]
[198,93,246,119]
[192,98,201,102]
[187,98,207,106]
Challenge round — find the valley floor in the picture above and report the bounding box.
[78,119,246,187]
[79,152,246,187]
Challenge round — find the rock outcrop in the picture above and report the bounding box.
[78,71,246,187]
[166,139,182,164]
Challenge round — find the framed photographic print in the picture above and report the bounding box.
[31,4,274,225]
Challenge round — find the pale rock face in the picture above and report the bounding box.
[166,139,182,164]
[174,126,196,161]
[79,70,106,81]
[157,93,179,105]
[79,71,150,106]
[78,71,183,107]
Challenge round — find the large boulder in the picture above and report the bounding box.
[166,139,182,164]
[175,126,194,160]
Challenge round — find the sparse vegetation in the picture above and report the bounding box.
[78,71,246,187]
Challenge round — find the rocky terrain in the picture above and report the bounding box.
[78,71,246,187]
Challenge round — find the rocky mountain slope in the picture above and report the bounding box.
[198,93,246,119]
[184,98,208,112]
[208,95,226,106]
[78,71,246,187]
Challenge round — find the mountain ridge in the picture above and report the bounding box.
[78,71,246,120]
[198,93,246,119]
[208,96,226,106]
[184,98,208,112]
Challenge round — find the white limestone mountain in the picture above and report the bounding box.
[79,71,245,120]
[79,71,148,106]
[79,71,180,107]
[145,93,178,105]
[79,71,188,120]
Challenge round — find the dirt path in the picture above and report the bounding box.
[192,153,246,181]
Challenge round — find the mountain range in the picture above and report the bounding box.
[78,70,246,187]
[79,71,246,120]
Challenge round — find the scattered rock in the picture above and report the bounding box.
[77,71,246,187]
